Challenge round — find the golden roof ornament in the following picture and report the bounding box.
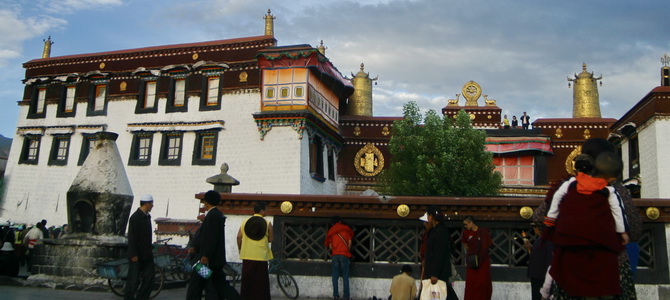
[317,40,327,56]
[42,36,54,58]
[348,63,378,117]
[568,63,602,118]
[462,81,482,106]
[263,9,275,36]
[661,54,670,87]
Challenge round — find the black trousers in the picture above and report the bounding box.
[186,265,240,300]
[531,277,544,300]
[125,259,155,300]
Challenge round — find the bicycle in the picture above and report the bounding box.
[224,258,299,299]
[96,256,166,299]
[154,237,191,281]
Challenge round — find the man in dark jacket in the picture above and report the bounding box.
[424,206,457,300]
[186,190,239,300]
[125,194,155,300]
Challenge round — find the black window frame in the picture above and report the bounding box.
[78,133,97,166]
[128,132,154,166]
[48,134,71,166]
[166,77,188,113]
[19,134,42,165]
[199,75,222,111]
[192,130,219,166]
[158,131,183,166]
[309,136,325,182]
[27,85,48,119]
[87,83,108,116]
[327,149,335,180]
[135,79,159,114]
[56,84,77,118]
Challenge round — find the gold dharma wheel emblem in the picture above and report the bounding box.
[565,146,582,175]
[646,207,660,220]
[397,204,410,217]
[354,143,385,177]
[120,81,127,91]
[99,62,106,69]
[280,201,293,214]
[520,206,533,219]
[192,53,199,60]
[462,80,482,106]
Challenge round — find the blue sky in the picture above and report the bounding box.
[0,0,669,138]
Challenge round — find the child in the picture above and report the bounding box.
[542,151,628,298]
[390,265,417,300]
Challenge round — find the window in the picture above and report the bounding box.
[78,134,97,165]
[629,135,640,178]
[65,86,75,112]
[128,133,153,166]
[36,88,46,114]
[94,85,106,111]
[144,81,156,109]
[327,149,335,180]
[159,132,183,166]
[48,135,71,166]
[207,77,219,105]
[193,131,219,165]
[200,76,221,111]
[174,79,185,106]
[19,135,41,165]
[266,88,275,99]
[166,78,188,113]
[309,136,325,181]
[88,84,107,116]
[493,156,534,186]
[295,86,304,97]
[280,87,290,98]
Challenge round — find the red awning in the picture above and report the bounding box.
[485,136,553,154]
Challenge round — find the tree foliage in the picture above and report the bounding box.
[380,101,501,196]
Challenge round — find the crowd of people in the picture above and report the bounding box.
[0,218,67,277]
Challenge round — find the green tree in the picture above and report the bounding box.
[380,101,501,196]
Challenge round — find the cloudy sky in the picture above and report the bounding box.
[0,0,668,138]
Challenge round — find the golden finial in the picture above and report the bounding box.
[42,36,54,58]
[317,40,327,55]
[662,54,670,67]
[263,9,275,36]
[567,63,602,118]
[349,63,378,117]
[662,54,670,86]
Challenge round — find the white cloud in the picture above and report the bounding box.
[35,0,124,14]
[0,8,66,66]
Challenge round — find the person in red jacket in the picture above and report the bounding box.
[325,216,354,300]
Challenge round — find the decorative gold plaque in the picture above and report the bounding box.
[99,62,106,69]
[280,201,293,214]
[646,207,660,220]
[487,115,492,119]
[555,128,563,139]
[565,146,582,175]
[120,81,127,91]
[583,129,591,140]
[520,206,533,219]
[470,113,476,120]
[381,126,390,136]
[397,204,410,217]
[192,53,199,60]
[239,71,248,83]
[354,143,385,177]
[353,126,361,136]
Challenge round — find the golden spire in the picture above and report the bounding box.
[661,53,670,86]
[317,40,327,56]
[263,9,275,36]
[42,36,54,58]
[348,63,378,117]
[567,63,602,118]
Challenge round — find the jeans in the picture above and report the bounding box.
[331,255,350,299]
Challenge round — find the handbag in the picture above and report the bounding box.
[192,260,212,279]
[420,279,448,300]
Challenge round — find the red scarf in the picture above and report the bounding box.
[576,172,607,194]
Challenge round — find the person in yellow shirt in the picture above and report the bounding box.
[237,202,273,300]
[390,265,417,300]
